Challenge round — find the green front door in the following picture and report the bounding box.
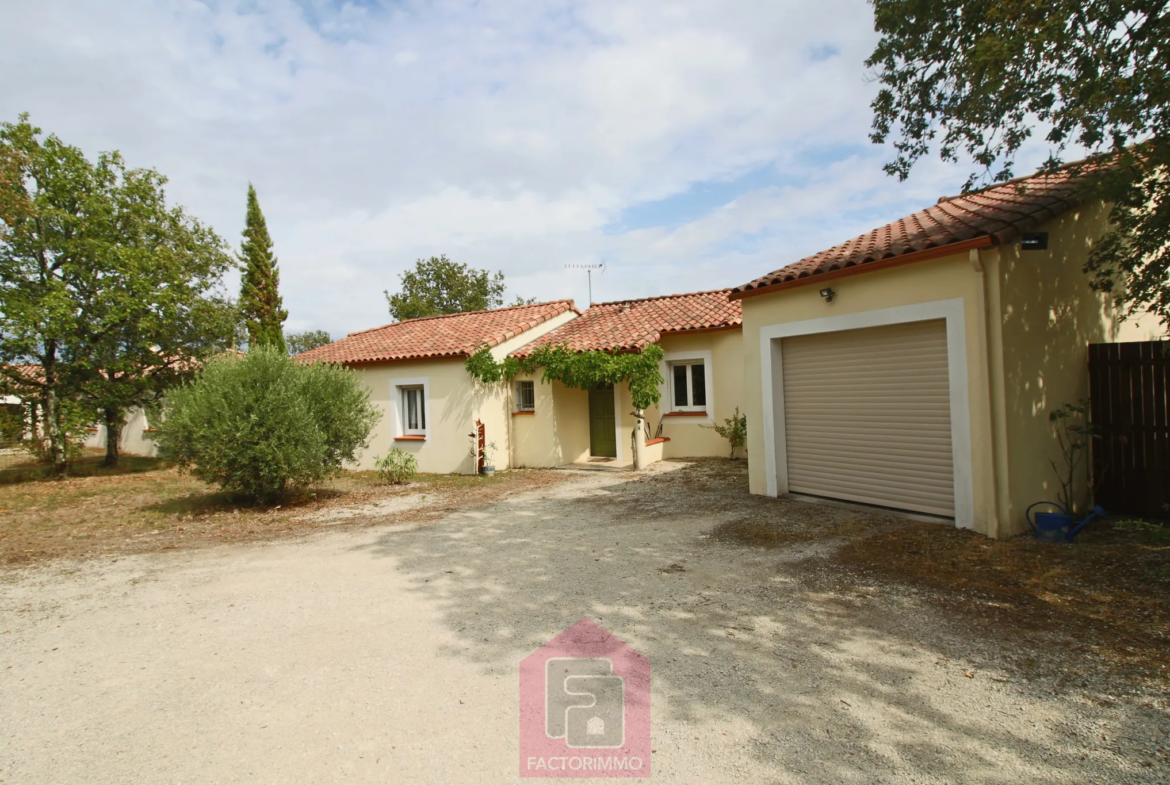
[588,384,617,458]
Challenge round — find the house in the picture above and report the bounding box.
[298,290,746,473]
[82,409,159,457]
[2,363,166,459]
[296,300,580,473]
[732,165,1159,537]
[507,289,742,468]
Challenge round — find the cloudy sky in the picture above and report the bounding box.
[2,0,1057,339]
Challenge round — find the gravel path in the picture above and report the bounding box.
[1,462,1165,783]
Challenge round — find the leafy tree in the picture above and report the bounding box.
[385,255,508,321]
[287,329,332,355]
[156,346,380,502]
[0,115,236,471]
[0,116,105,471]
[238,184,288,352]
[866,1,1170,330]
[70,168,237,466]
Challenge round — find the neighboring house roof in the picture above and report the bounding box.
[0,364,44,396]
[296,300,580,365]
[512,289,741,356]
[731,164,1091,297]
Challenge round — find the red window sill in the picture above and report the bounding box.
[663,411,707,418]
[512,410,535,416]
[394,435,426,441]
[645,437,670,446]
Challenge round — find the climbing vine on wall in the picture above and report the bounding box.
[464,344,665,410]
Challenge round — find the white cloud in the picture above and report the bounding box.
[0,0,1062,336]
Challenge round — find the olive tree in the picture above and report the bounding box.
[156,346,380,502]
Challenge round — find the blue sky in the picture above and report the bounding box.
[1,0,1059,338]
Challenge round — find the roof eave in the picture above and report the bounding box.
[729,235,996,301]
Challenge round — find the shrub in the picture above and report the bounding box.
[21,398,94,464]
[375,447,418,485]
[703,407,747,459]
[156,346,380,502]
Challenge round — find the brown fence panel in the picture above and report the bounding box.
[1089,341,1170,517]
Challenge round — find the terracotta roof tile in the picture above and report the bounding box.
[297,300,579,365]
[732,165,1088,294]
[0,364,43,395]
[512,289,741,356]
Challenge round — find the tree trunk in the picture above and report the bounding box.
[103,407,122,467]
[632,409,646,470]
[42,386,67,476]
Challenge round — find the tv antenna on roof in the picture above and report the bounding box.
[564,262,605,305]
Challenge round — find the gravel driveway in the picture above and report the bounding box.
[1,462,1165,783]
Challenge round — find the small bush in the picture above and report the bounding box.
[156,346,380,502]
[703,407,747,459]
[21,398,94,464]
[375,447,418,485]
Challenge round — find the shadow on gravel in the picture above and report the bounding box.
[361,459,1166,782]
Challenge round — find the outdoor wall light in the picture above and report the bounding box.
[1021,232,1049,251]
[819,287,835,302]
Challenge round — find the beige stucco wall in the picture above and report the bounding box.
[353,358,511,474]
[1114,310,1164,342]
[741,202,1146,537]
[83,408,159,457]
[992,202,1142,527]
[510,376,592,468]
[646,329,745,459]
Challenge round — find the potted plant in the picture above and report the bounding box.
[1026,400,1106,542]
[481,441,498,476]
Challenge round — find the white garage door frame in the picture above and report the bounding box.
[758,297,975,530]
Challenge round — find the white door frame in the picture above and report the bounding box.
[758,297,975,529]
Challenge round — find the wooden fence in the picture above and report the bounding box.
[1088,341,1170,518]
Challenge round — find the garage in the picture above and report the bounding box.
[780,319,956,517]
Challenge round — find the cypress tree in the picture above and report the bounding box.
[239,184,288,352]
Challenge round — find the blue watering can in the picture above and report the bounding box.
[1025,502,1106,543]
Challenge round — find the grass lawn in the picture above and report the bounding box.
[0,453,565,567]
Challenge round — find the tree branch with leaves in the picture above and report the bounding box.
[386,255,533,321]
[465,344,665,411]
[867,0,1170,330]
[0,114,237,470]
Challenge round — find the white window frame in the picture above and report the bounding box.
[514,380,536,412]
[390,377,430,440]
[658,350,714,423]
[669,360,707,411]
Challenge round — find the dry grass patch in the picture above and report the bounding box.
[670,460,1169,686]
[830,518,1170,684]
[0,462,567,568]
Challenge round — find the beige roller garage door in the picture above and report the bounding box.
[781,319,955,517]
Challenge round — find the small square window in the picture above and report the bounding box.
[401,386,426,434]
[516,380,535,412]
[669,361,706,411]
